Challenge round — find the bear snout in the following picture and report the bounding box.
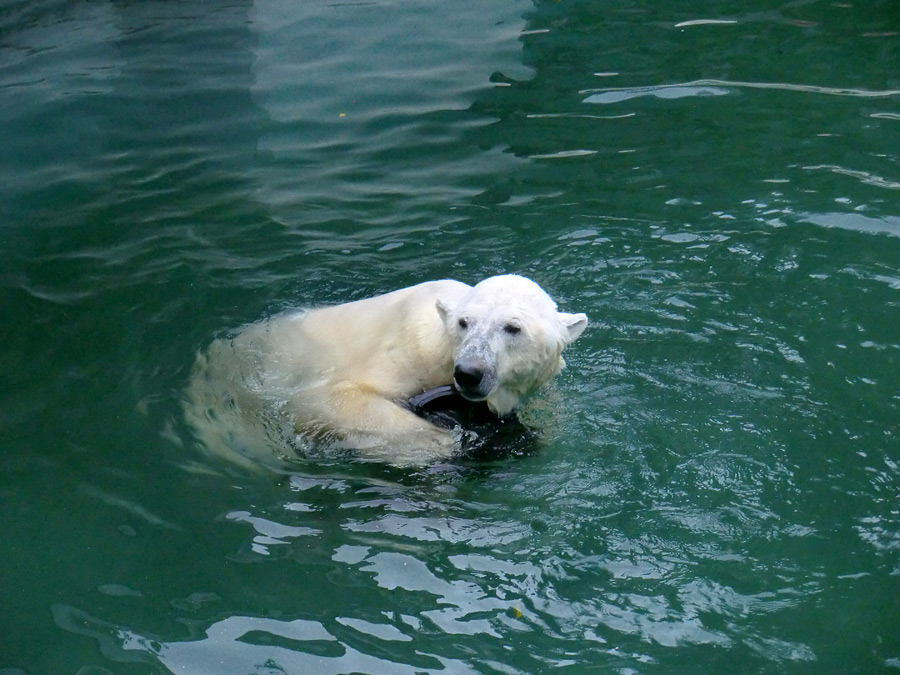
[453,360,492,400]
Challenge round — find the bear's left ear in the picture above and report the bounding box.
[559,312,588,344]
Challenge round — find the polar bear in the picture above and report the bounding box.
[185,275,587,467]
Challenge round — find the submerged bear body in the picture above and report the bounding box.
[186,275,587,467]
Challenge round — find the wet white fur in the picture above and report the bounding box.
[185,274,587,467]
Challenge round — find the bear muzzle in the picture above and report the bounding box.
[453,359,496,401]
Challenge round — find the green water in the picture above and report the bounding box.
[2,0,899,672]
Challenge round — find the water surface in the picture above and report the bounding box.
[2,0,899,673]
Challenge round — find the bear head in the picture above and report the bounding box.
[436,274,588,417]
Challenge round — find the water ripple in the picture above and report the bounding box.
[583,79,900,105]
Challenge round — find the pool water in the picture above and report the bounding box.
[2,0,899,672]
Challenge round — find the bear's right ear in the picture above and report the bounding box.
[436,298,453,324]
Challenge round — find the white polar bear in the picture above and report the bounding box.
[185,274,587,467]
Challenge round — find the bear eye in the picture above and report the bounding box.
[458,318,468,330]
[504,323,521,336]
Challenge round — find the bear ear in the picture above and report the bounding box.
[559,312,588,344]
[436,298,453,324]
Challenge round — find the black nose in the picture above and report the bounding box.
[453,363,484,390]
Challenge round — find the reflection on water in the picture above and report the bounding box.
[54,469,838,671]
[584,79,900,105]
[802,211,900,236]
[56,606,478,674]
[584,84,731,104]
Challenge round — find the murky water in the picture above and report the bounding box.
[2,0,899,672]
